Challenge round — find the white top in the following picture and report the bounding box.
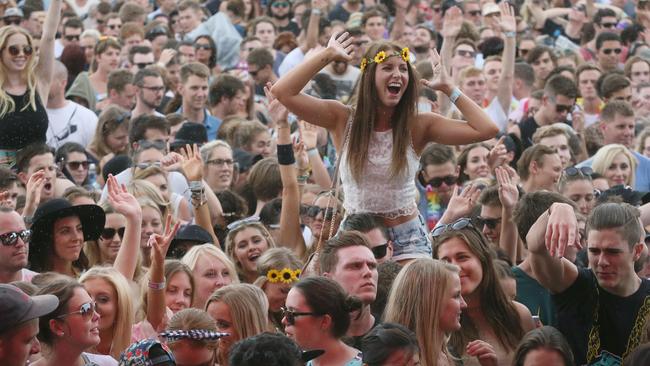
[83,352,118,366]
[339,129,419,218]
[46,101,98,149]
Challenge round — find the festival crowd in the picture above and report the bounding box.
[1,0,650,365]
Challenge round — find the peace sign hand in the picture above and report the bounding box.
[149,214,181,264]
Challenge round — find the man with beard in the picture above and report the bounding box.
[132,67,166,119]
[268,0,300,36]
[321,57,361,100]
[412,25,437,63]
[328,0,363,22]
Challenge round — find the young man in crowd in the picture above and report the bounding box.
[416,143,459,230]
[208,74,247,124]
[0,208,37,283]
[131,67,166,119]
[97,70,136,111]
[340,213,394,264]
[177,63,221,140]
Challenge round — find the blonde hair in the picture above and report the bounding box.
[200,140,232,163]
[79,267,134,360]
[253,247,303,287]
[383,259,460,366]
[592,144,637,187]
[133,165,167,181]
[139,260,194,320]
[127,180,171,219]
[0,26,38,119]
[181,244,240,306]
[205,284,270,364]
[166,308,219,350]
[224,222,276,280]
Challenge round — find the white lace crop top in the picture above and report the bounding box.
[339,129,420,219]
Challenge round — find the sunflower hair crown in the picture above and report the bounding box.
[360,47,410,72]
[267,268,301,284]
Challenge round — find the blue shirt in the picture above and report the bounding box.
[577,150,650,192]
[176,107,221,141]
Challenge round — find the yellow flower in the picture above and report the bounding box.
[291,269,301,281]
[401,47,410,62]
[374,51,387,64]
[267,269,280,283]
[279,269,294,284]
[360,58,368,72]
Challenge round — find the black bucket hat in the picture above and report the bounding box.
[31,199,106,246]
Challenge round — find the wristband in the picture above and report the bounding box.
[449,87,462,104]
[312,8,322,16]
[504,31,516,38]
[277,144,296,165]
[148,280,166,290]
[307,148,319,157]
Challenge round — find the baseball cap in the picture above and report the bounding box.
[0,284,58,334]
[3,7,23,18]
[482,3,500,16]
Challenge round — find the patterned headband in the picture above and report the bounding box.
[160,330,230,341]
[360,47,410,72]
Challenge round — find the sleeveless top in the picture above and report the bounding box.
[339,128,420,219]
[0,90,48,150]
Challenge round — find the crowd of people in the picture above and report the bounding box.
[2,0,650,365]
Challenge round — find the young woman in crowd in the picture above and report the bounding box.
[56,142,90,187]
[225,219,276,283]
[272,32,497,262]
[511,326,575,366]
[284,276,363,366]
[433,223,535,365]
[85,204,127,268]
[591,144,637,188]
[195,35,219,76]
[163,308,221,366]
[558,167,595,216]
[79,266,134,360]
[229,119,273,158]
[0,0,61,167]
[182,244,239,309]
[361,323,421,366]
[457,143,492,185]
[86,106,130,163]
[200,140,236,193]
[134,166,192,223]
[34,278,117,366]
[253,247,303,331]
[205,283,270,366]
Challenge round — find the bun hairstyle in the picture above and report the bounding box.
[293,277,361,338]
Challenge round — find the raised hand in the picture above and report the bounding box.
[499,2,517,33]
[264,83,289,127]
[441,6,463,38]
[394,0,409,10]
[106,174,142,219]
[466,340,498,366]
[495,166,518,210]
[294,140,309,171]
[158,48,177,67]
[149,214,181,264]
[487,136,508,170]
[161,151,183,172]
[421,48,452,93]
[0,191,12,208]
[180,144,203,182]
[326,32,354,62]
[545,202,581,258]
[24,170,45,215]
[441,183,481,223]
[299,121,319,150]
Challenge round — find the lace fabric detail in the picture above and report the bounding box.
[339,129,419,218]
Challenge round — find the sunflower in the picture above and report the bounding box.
[291,269,301,281]
[401,47,410,62]
[360,58,368,72]
[279,268,294,284]
[267,269,280,283]
[374,51,387,64]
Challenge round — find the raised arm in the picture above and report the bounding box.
[300,0,325,53]
[36,0,63,105]
[271,33,353,132]
[495,167,519,264]
[526,202,580,294]
[301,122,332,189]
[496,3,516,120]
[389,0,409,41]
[108,175,143,281]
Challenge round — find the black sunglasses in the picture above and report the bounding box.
[602,48,622,55]
[0,230,31,246]
[306,206,335,221]
[4,44,33,57]
[475,216,501,230]
[555,104,574,113]
[281,307,322,325]
[4,18,21,26]
[431,218,475,237]
[248,69,259,77]
[67,160,89,170]
[371,243,389,259]
[195,44,212,50]
[565,166,593,177]
[468,10,481,16]
[426,175,457,188]
[64,35,80,41]
[101,227,126,240]
[136,62,153,69]
[600,22,617,29]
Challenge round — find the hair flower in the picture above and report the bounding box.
[360,58,368,72]
[267,269,280,282]
[374,51,387,64]
[280,268,294,284]
[291,269,301,281]
[401,47,410,62]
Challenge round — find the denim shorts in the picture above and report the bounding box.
[386,214,432,261]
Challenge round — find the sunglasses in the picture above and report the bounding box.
[564,166,593,177]
[4,18,21,25]
[146,27,168,39]
[248,69,259,77]
[207,158,235,166]
[281,307,321,325]
[475,216,501,230]
[456,50,476,58]
[64,35,80,41]
[135,62,153,69]
[468,10,481,16]
[600,22,617,29]
[135,161,163,170]
[426,175,457,188]
[227,216,261,231]
[195,44,212,50]
[101,227,126,240]
[602,48,622,55]
[0,230,31,246]
[4,44,33,57]
[57,301,97,319]
[272,1,290,7]
[431,217,475,237]
[555,104,574,113]
[67,160,89,170]
[306,206,335,221]
[371,243,389,259]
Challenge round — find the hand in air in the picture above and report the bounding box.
[327,32,354,62]
[421,48,452,93]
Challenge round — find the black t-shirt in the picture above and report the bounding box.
[553,268,650,365]
[279,21,300,37]
[518,116,540,149]
[0,90,48,150]
[342,315,381,352]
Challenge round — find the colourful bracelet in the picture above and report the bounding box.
[148,281,166,290]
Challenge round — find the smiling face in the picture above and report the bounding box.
[604,152,632,187]
[0,211,29,275]
[83,277,117,332]
[436,237,483,297]
[204,145,234,191]
[1,32,33,74]
[53,216,84,263]
[98,213,125,263]
[373,52,409,108]
[232,227,270,278]
[464,146,490,180]
[55,287,101,349]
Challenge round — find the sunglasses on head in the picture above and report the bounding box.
[602,48,622,55]
[272,1,290,7]
[306,206,335,221]
[57,301,97,319]
[0,230,31,246]
[431,218,475,237]
[281,307,322,325]
[4,44,33,57]
[426,175,457,188]
[195,44,212,50]
[475,216,501,230]
[227,216,261,231]
[101,227,126,240]
[371,243,389,259]
[66,160,89,170]
[555,104,574,113]
[564,166,593,177]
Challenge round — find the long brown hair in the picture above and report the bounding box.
[348,41,418,183]
[432,226,524,354]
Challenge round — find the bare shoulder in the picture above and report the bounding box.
[513,300,536,332]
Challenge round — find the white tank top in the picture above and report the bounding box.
[339,129,419,219]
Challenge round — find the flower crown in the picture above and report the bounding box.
[267,268,301,284]
[360,47,410,72]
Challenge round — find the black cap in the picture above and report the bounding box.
[171,122,208,150]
